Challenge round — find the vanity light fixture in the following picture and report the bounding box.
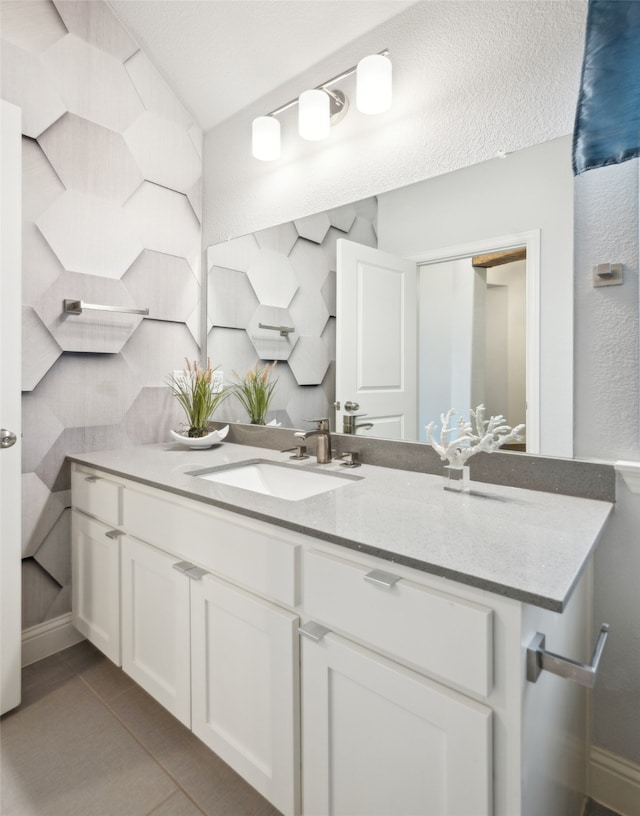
[251,49,391,161]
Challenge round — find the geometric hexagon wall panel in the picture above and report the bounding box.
[328,203,357,233]
[35,270,144,353]
[293,211,331,244]
[288,287,330,339]
[22,559,63,628]
[321,269,337,317]
[124,51,192,130]
[21,472,67,558]
[21,391,65,475]
[345,215,377,248]
[38,113,143,203]
[0,40,66,138]
[35,353,140,429]
[289,238,331,291]
[255,222,298,255]
[247,305,298,361]
[41,34,143,133]
[34,509,71,587]
[1,0,67,54]
[121,320,200,388]
[123,250,198,324]
[288,336,331,386]
[22,138,65,222]
[52,0,138,61]
[22,221,65,307]
[124,181,200,262]
[246,249,298,308]
[22,306,62,392]
[208,266,259,331]
[124,111,200,194]
[207,233,260,274]
[37,190,143,278]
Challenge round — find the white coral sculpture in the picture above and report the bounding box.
[425,405,525,469]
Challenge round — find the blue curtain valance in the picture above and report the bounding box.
[572,0,640,175]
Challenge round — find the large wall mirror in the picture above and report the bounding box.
[207,135,574,458]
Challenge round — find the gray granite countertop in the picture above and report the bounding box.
[68,441,614,612]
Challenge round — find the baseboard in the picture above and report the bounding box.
[21,613,85,666]
[590,745,640,816]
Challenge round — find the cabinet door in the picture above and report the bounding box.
[71,510,121,665]
[302,631,492,816]
[121,536,191,727]
[191,574,300,816]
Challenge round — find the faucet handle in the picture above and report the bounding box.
[281,444,309,460]
[305,418,330,430]
[336,451,360,468]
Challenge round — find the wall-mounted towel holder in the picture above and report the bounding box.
[258,322,294,337]
[526,623,609,687]
[63,299,149,316]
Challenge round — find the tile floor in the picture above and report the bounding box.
[0,641,282,816]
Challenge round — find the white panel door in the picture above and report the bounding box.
[1,101,22,715]
[302,631,492,816]
[121,536,191,727]
[336,239,417,439]
[71,510,121,665]
[191,573,300,816]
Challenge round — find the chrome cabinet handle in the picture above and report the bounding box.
[171,561,208,580]
[299,621,331,642]
[526,623,610,688]
[105,529,123,540]
[364,569,400,589]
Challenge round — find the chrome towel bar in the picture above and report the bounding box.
[258,322,294,337]
[526,623,609,688]
[63,299,149,316]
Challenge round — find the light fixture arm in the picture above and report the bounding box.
[264,49,389,119]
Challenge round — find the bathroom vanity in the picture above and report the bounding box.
[69,441,613,816]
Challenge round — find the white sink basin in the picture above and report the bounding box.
[190,459,360,501]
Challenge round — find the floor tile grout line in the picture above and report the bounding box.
[75,674,207,816]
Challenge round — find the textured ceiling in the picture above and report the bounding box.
[106,0,417,131]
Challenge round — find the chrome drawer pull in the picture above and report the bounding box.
[105,529,124,540]
[184,566,208,581]
[364,569,400,589]
[299,621,331,642]
[172,561,194,574]
[526,623,610,688]
[84,475,99,483]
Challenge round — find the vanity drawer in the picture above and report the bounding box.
[122,487,300,607]
[303,549,493,697]
[71,466,123,527]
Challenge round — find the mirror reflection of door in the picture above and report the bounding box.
[337,240,528,449]
[419,248,526,448]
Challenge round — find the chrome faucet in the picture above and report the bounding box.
[342,413,374,435]
[294,418,332,464]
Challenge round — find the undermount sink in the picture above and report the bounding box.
[189,459,361,501]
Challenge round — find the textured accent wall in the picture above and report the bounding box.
[0,0,202,629]
[207,199,377,429]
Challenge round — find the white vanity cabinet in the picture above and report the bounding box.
[71,460,597,816]
[71,468,123,665]
[120,535,192,725]
[71,464,302,816]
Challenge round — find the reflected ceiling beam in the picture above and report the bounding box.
[472,247,526,268]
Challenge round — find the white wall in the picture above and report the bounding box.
[574,158,640,768]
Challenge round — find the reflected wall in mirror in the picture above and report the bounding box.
[207,136,574,457]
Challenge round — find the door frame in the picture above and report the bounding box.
[1,100,22,714]
[410,230,541,454]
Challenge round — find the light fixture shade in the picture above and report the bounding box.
[298,89,330,141]
[356,54,392,115]
[252,115,281,161]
